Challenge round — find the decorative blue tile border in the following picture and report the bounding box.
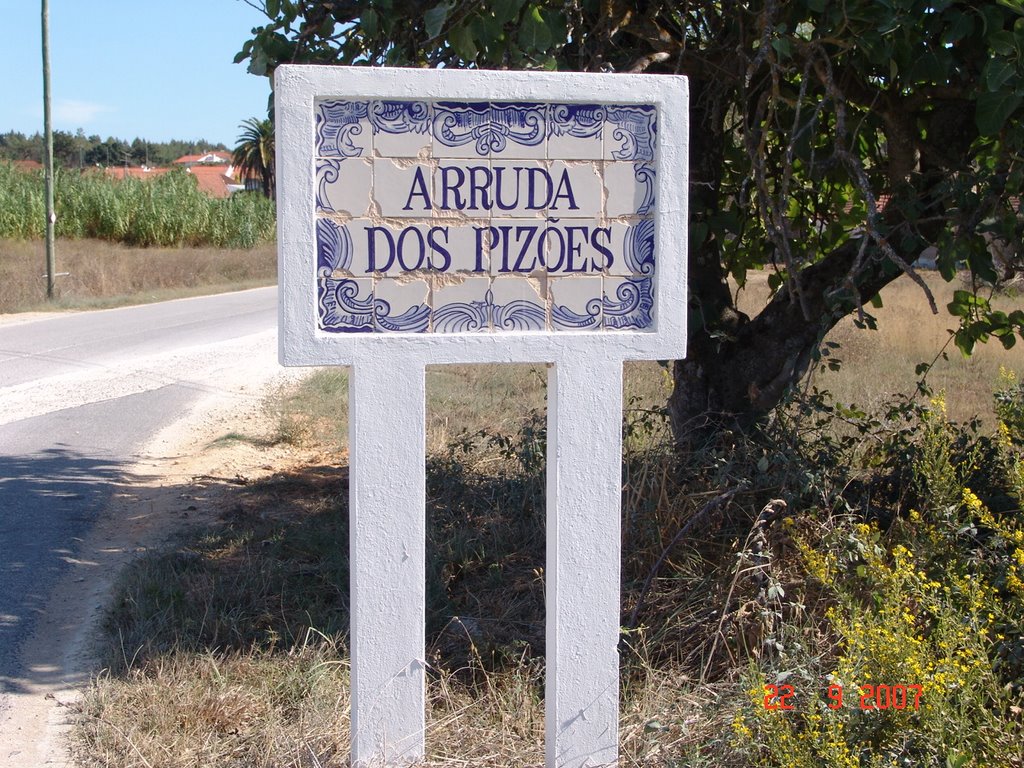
[625,219,656,275]
[369,100,431,136]
[374,296,431,333]
[606,105,657,161]
[318,277,375,332]
[315,100,657,162]
[316,219,353,275]
[313,98,658,334]
[433,288,547,332]
[603,277,654,330]
[316,101,370,157]
[548,104,606,139]
[634,163,656,216]
[551,298,603,331]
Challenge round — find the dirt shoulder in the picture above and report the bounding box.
[0,365,316,767]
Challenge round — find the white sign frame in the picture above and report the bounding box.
[276,64,688,768]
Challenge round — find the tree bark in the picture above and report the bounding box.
[668,236,902,447]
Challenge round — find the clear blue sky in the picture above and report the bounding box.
[3,0,273,147]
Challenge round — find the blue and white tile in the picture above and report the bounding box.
[373,160,434,218]
[431,101,494,159]
[442,223,490,274]
[489,277,547,331]
[550,275,603,331]
[488,219,548,275]
[547,161,602,217]
[344,220,432,275]
[487,161,549,218]
[369,100,432,157]
[316,100,372,158]
[605,219,655,276]
[604,162,655,217]
[433,102,547,159]
[603,105,657,162]
[373,277,431,332]
[547,103,605,160]
[434,160,493,217]
[432,277,493,332]
[543,218,606,276]
[316,218,355,276]
[316,158,372,216]
[602,276,654,331]
[318,277,375,332]
[486,103,548,159]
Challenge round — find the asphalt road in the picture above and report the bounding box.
[0,287,278,712]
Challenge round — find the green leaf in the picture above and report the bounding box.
[981,4,1006,34]
[771,37,792,59]
[990,30,1017,55]
[233,40,253,65]
[424,3,452,40]
[492,0,526,25]
[941,11,974,44]
[266,0,280,17]
[976,89,1023,135]
[518,5,553,50]
[999,0,1024,15]
[362,8,379,37]
[449,24,478,60]
[985,58,1017,91]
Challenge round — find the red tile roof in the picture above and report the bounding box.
[186,164,245,198]
[173,151,232,165]
[9,159,43,172]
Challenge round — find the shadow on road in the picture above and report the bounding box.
[0,446,157,696]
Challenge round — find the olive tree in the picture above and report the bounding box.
[238,0,1024,443]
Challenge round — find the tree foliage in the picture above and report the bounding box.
[238,0,1024,440]
[0,130,229,169]
[233,117,276,199]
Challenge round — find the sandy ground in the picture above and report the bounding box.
[0,343,315,767]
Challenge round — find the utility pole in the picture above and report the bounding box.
[41,0,56,300]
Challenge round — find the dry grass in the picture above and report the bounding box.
[735,269,1024,424]
[0,238,276,313]
[277,360,670,455]
[71,455,733,767]
[72,269,1024,767]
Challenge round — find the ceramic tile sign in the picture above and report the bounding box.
[276,66,688,768]
[313,100,657,335]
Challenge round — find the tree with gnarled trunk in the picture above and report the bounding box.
[237,0,1024,444]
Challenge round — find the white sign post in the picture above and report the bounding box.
[275,65,688,767]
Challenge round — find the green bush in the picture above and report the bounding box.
[729,383,1024,767]
[0,163,275,248]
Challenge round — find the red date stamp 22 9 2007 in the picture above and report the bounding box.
[763,684,923,711]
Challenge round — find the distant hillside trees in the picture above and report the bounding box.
[0,129,229,168]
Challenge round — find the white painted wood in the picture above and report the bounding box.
[349,358,426,765]
[547,354,623,767]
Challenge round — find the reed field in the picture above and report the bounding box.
[0,163,275,249]
[72,266,1024,767]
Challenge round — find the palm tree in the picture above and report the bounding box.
[233,117,275,199]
